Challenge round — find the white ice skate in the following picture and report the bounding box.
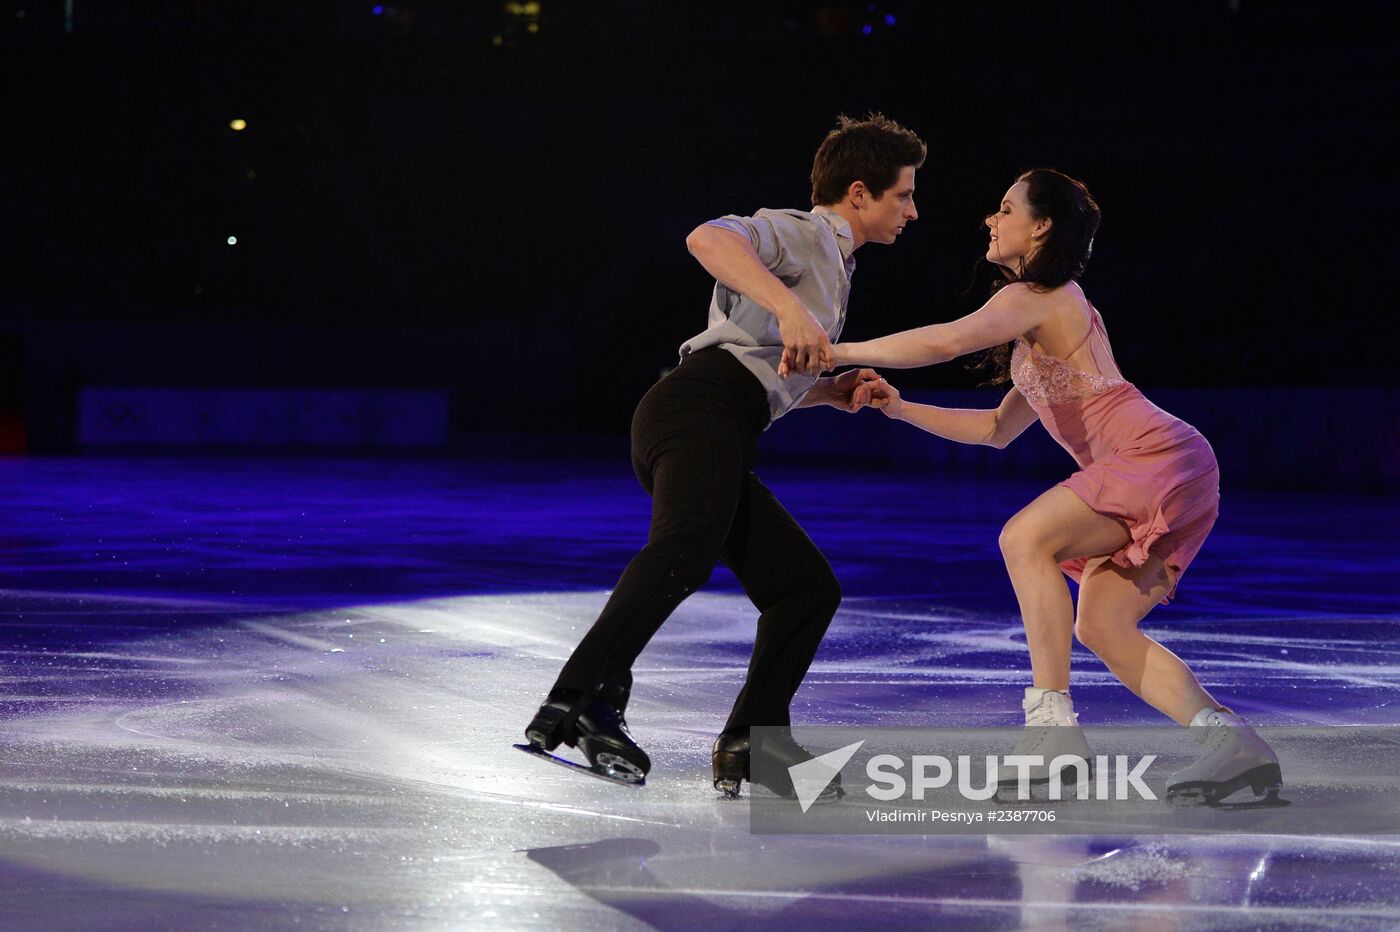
[1166,709,1282,805]
[995,687,1094,802]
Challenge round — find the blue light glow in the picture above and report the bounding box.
[372,5,383,14]
[862,24,873,35]
[885,14,896,26]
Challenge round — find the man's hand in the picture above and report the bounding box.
[828,368,884,412]
[775,304,834,379]
[852,376,905,418]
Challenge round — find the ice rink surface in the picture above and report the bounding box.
[2,456,1398,930]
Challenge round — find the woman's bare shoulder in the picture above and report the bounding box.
[1028,282,1094,351]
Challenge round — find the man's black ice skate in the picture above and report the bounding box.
[519,688,651,786]
[712,728,844,803]
[712,731,750,799]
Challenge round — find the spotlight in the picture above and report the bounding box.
[226,236,238,246]
[229,119,247,131]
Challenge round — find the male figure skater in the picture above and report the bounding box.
[523,114,926,796]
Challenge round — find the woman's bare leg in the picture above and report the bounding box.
[1074,556,1221,725]
[997,486,1137,692]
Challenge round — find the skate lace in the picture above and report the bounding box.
[1198,721,1233,748]
[1025,697,1060,726]
[1195,712,1239,746]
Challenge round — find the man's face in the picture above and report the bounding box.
[864,166,918,245]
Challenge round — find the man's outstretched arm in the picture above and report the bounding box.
[685,224,834,374]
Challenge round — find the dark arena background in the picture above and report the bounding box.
[3,2,1399,929]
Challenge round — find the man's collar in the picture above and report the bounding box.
[812,205,856,263]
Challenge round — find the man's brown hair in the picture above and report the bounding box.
[810,113,927,207]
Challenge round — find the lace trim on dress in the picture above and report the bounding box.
[1011,338,1126,407]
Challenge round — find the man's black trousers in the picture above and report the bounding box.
[552,347,841,735]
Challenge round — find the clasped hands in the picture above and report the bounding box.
[824,367,901,415]
[775,303,900,415]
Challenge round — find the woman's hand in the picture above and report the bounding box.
[827,368,882,412]
[852,377,904,419]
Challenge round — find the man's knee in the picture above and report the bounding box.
[665,544,720,595]
[786,549,841,616]
[810,572,842,617]
[642,527,726,593]
[758,566,840,621]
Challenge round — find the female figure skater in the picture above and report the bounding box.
[789,169,1280,803]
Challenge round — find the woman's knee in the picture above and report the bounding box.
[998,513,1047,567]
[1072,616,1103,653]
[1074,613,1134,657]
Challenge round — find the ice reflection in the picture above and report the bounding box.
[0,456,1397,928]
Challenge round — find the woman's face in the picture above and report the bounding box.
[985,181,1048,272]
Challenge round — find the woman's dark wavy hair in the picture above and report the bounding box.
[973,168,1101,384]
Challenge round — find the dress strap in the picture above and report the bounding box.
[1062,302,1096,357]
[1084,303,1117,373]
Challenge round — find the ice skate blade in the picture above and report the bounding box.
[594,752,647,783]
[712,749,747,799]
[778,784,845,804]
[523,707,572,753]
[746,782,845,804]
[512,743,646,787]
[1165,762,1283,807]
[993,784,1089,805]
[994,764,1094,804]
[714,778,742,800]
[1208,787,1291,811]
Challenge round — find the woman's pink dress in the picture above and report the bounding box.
[1010,304,1218,602]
